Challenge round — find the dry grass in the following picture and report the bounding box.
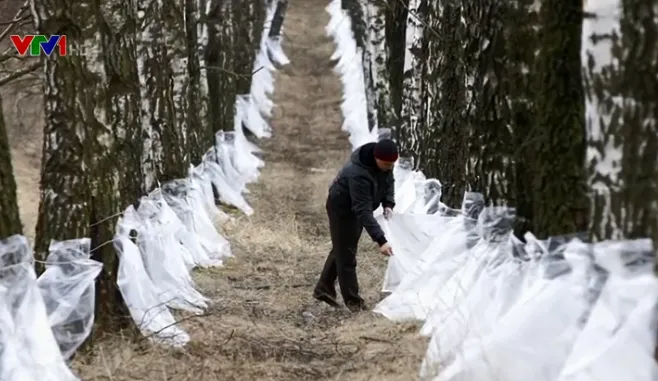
[8,0,429,379]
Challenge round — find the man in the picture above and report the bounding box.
[313,139,398,312]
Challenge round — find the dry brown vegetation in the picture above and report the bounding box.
[5,0,427,379]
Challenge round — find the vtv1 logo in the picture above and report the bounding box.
[10,35,67,56]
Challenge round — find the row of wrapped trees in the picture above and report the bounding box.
[0,0,283,332]
[346,0,658,246]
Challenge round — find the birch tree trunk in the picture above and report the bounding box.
[232,0,255,95]
[419,0,468,208]
[31,0,125,331]
[196,0,214,145]
[186,0,210,162]
[98,0,145,203]
[370,2,393,130]
[584,0,658,246]
[253,0,266,47]
[0,94,23,238]
[385,0,407,121]
[135,0,187,186]
[529,0,588,237]
[506,1,540,237]
[206,0,236,132]
[162,0,192,171]
[396,0,425,158]
[360,0,377,130]
[460,2,524,208]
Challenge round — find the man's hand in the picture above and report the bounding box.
[383,207,393,219]
[379,242,393,256]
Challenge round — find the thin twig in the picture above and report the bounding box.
[142,312,211,342]
[0,61,40,87]
[0,0,30,42]
[202,65,263,78]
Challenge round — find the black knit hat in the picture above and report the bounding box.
[374,139,399,162]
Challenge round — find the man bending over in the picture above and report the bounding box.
[313,139,398,312]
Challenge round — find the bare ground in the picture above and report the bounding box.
[7,0,427,379]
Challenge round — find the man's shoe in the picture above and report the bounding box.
[313,291,341,308]
[346,301,368,313]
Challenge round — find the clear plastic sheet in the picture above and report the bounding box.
[114,207,191,347]
[0,235,79,381]
[419,207,516,338]
[37,238,102,359]
[202,130,260,216]
[231,107,266,181]
[430,239,602,381]
[373,212,480,321]
[420,209,517,366]
[159,180,229,267]
[189,163,230,224]
[556,239,658,381]
[379,212,444,292]
[136,197,209,313]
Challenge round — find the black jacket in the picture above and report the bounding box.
[327,143,395,246]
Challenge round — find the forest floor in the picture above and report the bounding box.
[7,0,427,379]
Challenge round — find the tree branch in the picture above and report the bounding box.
[0,1,30,43]
[0,61,40,87]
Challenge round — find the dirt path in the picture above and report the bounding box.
[72,1,426,380]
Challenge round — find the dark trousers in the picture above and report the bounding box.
[314,198,365,307]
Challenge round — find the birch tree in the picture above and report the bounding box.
[460,2,539,211]
[185,0,210,162]
[529,0,588,237]
[162,0,193,166]
[360,0,377,130]
[232,0,255,95]
[396,0,425,158]
[417,0,468,207]
[98,0,145,202]
[135,0,187,186]
[253,0,266,48]
[583,0,658,245]
[31,0,124,330]
[384,0,408,120]
[369,2,393,130]
[206,0,236,132]
[0,94,22,238]
[506,0,541,236]
[194,0,215,147]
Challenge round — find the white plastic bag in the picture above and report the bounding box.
[0,234,79,381]
[37,238,102,359]
[556,238,658,381]
[114,207,191,347]
[434,238,599,381]
[137,198,209,313]
[373,214,479,322]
